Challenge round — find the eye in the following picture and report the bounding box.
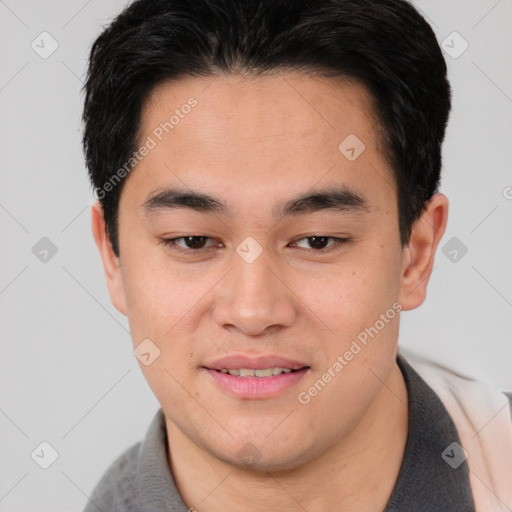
[290,236,350,251]
[163,236,219,252]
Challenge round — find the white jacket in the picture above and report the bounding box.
[401,348,512,511]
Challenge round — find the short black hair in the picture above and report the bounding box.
[82,0,451,257]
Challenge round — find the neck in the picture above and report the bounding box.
[166,362,409,512]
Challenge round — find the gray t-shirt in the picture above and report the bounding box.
[83,355,476,511]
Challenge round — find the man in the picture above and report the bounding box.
[82,0,512,510]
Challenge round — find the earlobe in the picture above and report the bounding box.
[91,202,128,315]
[398,193,449,311]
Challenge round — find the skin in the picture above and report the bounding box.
[92,72,448,511]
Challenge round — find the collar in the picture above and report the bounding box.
[384,354,475,510]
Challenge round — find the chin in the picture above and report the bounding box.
[210,439,313,474]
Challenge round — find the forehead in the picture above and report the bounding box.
[143,72,379,144]
[127,72,396,216]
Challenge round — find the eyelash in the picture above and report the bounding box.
[162,235,351,255]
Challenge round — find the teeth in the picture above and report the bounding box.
[255,368,273,377]
[219,367,296,377]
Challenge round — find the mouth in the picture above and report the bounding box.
[210,366,309,377]
[202,356,311,399]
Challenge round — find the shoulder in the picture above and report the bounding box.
[398,348,512,511]
[83,441,142,512]
[399,348,512,420]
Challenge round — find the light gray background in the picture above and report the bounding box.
[0,1,510,510]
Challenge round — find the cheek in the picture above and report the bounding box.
[305,253,400,329]
[296,264,402,430]
[121,254,203,338]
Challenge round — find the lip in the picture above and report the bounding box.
[204,367,309,399]
[202,354,310,400]
[203,355,309,371]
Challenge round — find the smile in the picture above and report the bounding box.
[204,366,310,399]
[215,367,301,377]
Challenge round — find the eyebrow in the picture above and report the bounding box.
[142,185,370,218]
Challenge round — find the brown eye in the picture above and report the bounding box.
[305,236,330,249]
[180,236,208,249]
[291,236,349,251]
[163,236,218,252]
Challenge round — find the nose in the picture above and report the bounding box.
[211,248,297,337]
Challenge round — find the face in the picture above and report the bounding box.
[94,72,441,471]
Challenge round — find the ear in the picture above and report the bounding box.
[398,193,449,311]
[91,201,128,315]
